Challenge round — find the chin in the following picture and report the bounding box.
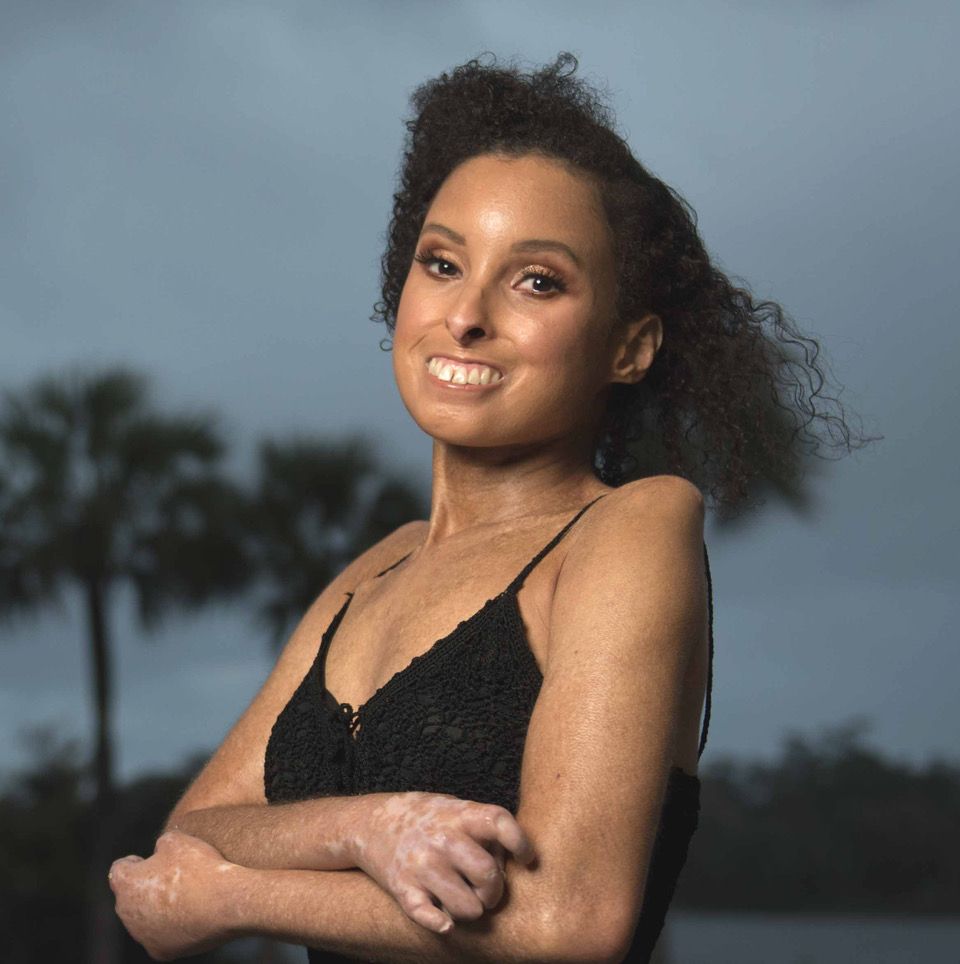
[418,421,501,448]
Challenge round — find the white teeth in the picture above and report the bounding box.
[427,357,503,385]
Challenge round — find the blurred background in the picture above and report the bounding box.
[1,1,957,962]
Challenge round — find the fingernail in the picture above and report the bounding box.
[439,917,453,933]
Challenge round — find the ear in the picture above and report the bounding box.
[609,312,663,385]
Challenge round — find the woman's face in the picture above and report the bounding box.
[392,151,647,455]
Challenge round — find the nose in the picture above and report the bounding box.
[445,280,491,343]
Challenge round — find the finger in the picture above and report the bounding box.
[418,864,486,922]
[468,869,504,911]
[108,856,142,882]
[401,889,455,935]
[447,840,504,909]
[462,807,535,865]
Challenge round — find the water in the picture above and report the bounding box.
[659,911,960,964]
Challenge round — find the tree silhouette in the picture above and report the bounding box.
[677,717,960,912]
[242,434,426,652]
[0,366,252,964]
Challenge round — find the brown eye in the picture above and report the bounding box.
[517,269,567,296]
[414,250,458,277]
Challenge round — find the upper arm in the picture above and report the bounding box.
[506,476,707,960]
[163,521,426,828]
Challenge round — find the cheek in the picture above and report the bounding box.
[390,320,433,413]
[394,278,432,347]
[392,272,413,335]
[518,323,599,389]
[396,262,438,321]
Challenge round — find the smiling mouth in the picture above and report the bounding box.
[426,356,505,387]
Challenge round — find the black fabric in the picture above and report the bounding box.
[263,494,715,963]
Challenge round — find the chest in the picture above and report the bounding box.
[263,535,568,809]
[322,542,561,721]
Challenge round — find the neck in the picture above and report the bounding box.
[420,425,608,549]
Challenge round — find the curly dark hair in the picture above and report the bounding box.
[371,51,878,516]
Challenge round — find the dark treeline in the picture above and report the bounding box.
[0,726,250,964]
[3,718,958,962]
[675,718,960,913]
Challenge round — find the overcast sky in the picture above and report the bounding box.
[1,0,957,783]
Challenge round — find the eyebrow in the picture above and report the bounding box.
[420,222,583,269]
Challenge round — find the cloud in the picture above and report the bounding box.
[1,0,957,778]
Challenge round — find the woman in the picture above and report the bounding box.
[109,52,865,962]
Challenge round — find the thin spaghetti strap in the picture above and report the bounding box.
[505,494,608,596]
[339,549,413,598]
[374,550,413,579]
[698,540,714,760]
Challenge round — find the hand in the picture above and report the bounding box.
[346,791,535,935]
[109,831,245,961]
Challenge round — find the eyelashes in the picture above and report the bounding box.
[413,248,568,296]
[413,249,449,271]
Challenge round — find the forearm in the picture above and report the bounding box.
[230,863,563,964]
[165,795,385,872]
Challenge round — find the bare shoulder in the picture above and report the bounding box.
[274,512,430,698]
[303,517,425,611]
[564,474,705,567]
[610,474,705,517]
[336,518,427,589]
[276,516,429,665]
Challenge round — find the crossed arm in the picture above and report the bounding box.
[109,477,708,963]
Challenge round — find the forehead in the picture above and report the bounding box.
[425,153,611,257]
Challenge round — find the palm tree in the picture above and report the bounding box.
[243,434,426,652]
[0,365,252,964]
